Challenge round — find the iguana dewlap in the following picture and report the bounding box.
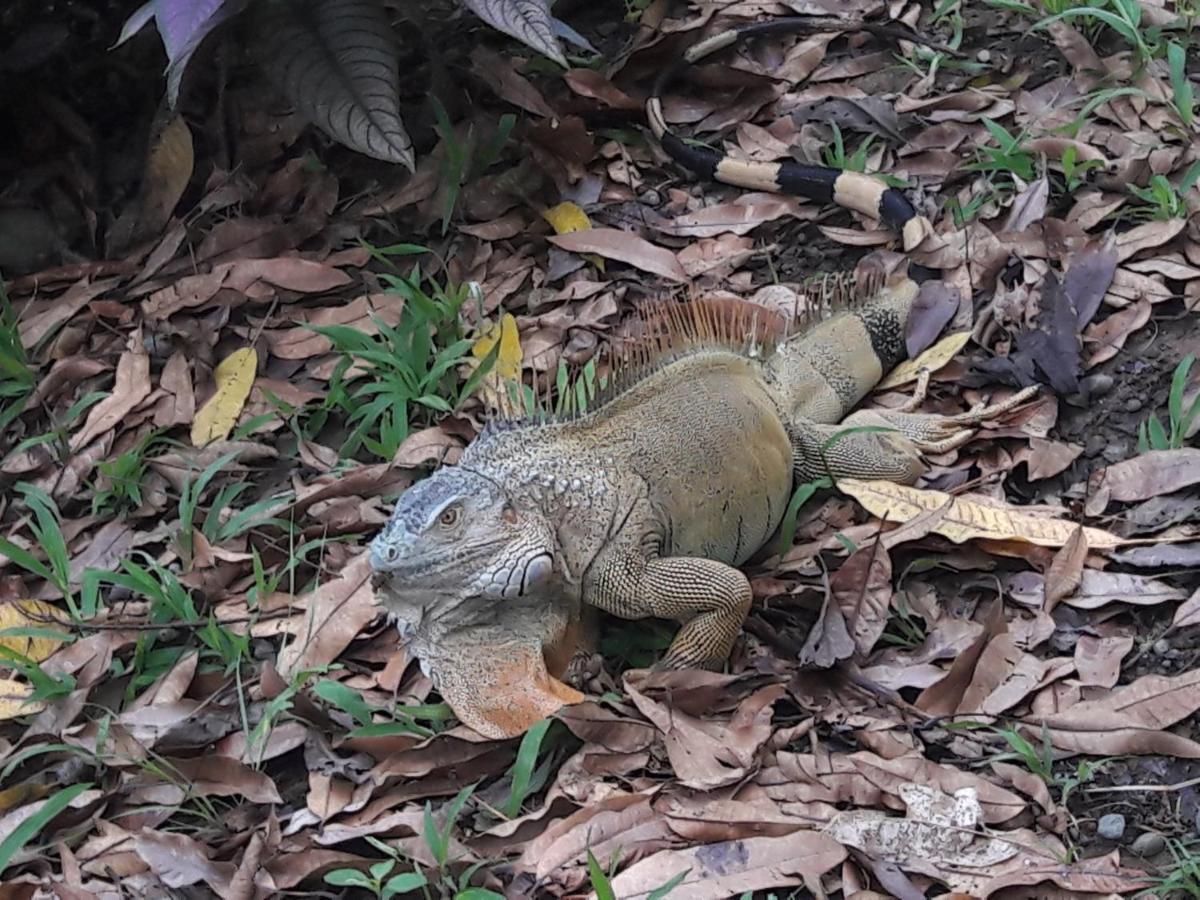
[369,276,1034,739]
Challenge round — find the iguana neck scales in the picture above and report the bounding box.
[370,275,1034,738]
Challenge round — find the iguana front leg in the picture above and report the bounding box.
[790,385,1039,482]
[588,550,753,670]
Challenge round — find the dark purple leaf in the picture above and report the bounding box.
[251,0,414,169]
[1063,242,1119,328]
[461,0,566,66]
[906,280,960,357]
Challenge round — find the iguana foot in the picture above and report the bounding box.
[591,555,753,671]
[858,383,1039,452]
[791,385,1038,483]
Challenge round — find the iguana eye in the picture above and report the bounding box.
[437,506,460,528]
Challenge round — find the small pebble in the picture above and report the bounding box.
[976,49,991,63]
[1101,442,1128,464]
[1132,832,1166,857]
[1080,373,1114,399]
[1097,813,1126,840]
[1084,434,1107,458]
[1153,638,1172,656]
[1125,397,1144,413]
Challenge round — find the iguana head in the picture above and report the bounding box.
[369,466,556,605]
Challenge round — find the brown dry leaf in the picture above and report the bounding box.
[838,479,1124,549]
[1032,668,1200,756]
[17,277,120,349]
[191,348,257,447]
[264,293,403,360]
[1113,218,1186,261]
[624,676,782,790]
[831,542,893,658]
[608,831,847,899]
[547,227,688,282]
[223,256,352,294]
[799,585,855,668]
[134,830,233,892]
[1009,569,1187,611]
[276,552,377,678]
[1092,449,1200,504]
[981,849,1152,896]
[1074,635,1133,689]
[660,193,810,238]
[519,793,672,881]
[1024,438,1082,481]
[1170,586,1200,631]
[916,600,1006,718]
[155,351,196,427]
[392,425,464,468]
[1043,526,1087,612]
[71,343,151,450]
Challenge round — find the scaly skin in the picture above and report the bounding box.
[369,275,1035,738]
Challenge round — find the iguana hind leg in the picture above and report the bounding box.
[791,385,1039,483]
[590,554,752,670]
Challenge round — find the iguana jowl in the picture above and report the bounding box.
[369,276,1035,738]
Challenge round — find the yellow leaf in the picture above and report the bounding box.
[838,478,1126,550]
[0,599,68,662]
[472,314,524,417]
[191,347,257,447]
[877,331,972,390]
[542,201,591,235]
[542,201,604,272]
[0,677,44,722]
[472,313,523,382]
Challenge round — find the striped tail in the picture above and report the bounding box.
[645,18,932,252]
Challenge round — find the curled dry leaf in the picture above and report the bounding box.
[71,345,151,450]
[831,542,893,658]
[1042,526,1088,612]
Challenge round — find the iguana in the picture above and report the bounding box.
[367,17,1033,738]
[369,274,1036,737]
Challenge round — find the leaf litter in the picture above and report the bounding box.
[2,0,1200,897]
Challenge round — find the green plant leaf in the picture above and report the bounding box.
[0,782,92,874]
[587,850,616,900]
[503,718,551,818]
[324,868,375,888]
